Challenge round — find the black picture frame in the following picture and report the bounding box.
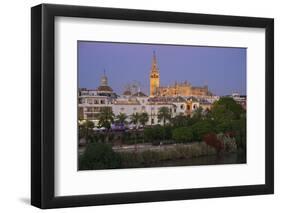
[31,3,274,209]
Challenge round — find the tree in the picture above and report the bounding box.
[115,113,128,125]
[98,107,114,142]
[172,127,193,143]
[231,113,246,152]
[98,107,114,130]
[79,142,121,170]
[130,113,140,129]
[139,112,149,143]
[79,120,95,144]
[130,113,141,146]
[144,125,164,144]
[192,106,204,120]
[139,112,149,127]
[171,114,189,127]
[157,107,171,126]
[203,133,224,157]
[211,97,244,121]
[191,120,214,141]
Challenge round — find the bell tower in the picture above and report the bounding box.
[150,51,160,96]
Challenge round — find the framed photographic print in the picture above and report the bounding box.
[31,4,274,209]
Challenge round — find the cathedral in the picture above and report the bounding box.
[149,52,212,97]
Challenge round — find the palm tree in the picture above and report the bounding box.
[115,113,128,126]
[98,107,114,142]
[157,107,172,142]
[130,113,141,148]
[115,113,128,145]
[79,120,95,144]
[139,112,149,143]
[130,112,140,129]
[139,112,149,127]
[157,107,171,126]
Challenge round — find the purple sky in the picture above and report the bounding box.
[78,41,246,96]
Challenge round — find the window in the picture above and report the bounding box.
[180,104,184,109]
[100,100,105,104]
[151,118,154,124]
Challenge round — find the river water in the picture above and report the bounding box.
[147,151,246,168]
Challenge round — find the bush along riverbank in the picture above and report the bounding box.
[79,132,242,170]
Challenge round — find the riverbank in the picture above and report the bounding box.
[79,141,246,170]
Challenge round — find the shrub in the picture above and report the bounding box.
[79,142,121,170]
[172,127,193,143]
[144,125,163,142]
[191,120,213,141]
[203,133,224,155]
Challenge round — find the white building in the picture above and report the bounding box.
[78,73,216,126]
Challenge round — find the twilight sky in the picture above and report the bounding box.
[78,41,246,96]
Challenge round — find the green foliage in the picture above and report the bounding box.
[233,115,246,150]
[191,120,214,141]
[143,125,173,143]
[171,114,190,127]
[115,113,128,125]
[211,97,244,121]
[79,120,95,142]
[79,142,121,170]
[192,106,204,120]
[98,107,114,129]
[215,119,234,133]
[157,107,172,126]
[130,113,140,127]
[172,127,193,143]
[139,112,149,126]
[144,125,164,142]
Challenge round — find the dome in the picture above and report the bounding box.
[123,90,132,96]
[97,85,113,92]
[100,75,108,86]
[132,91,147,97]
[97,71,113,92]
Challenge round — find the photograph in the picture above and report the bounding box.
[77,41,247,170]
[29,3,274,209]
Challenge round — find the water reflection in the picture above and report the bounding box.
[148,151,246,168]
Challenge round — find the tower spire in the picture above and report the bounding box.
[151,50,159,74]
[150,51,160,96]
[101,69,108,86]
[153,50,156,62]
